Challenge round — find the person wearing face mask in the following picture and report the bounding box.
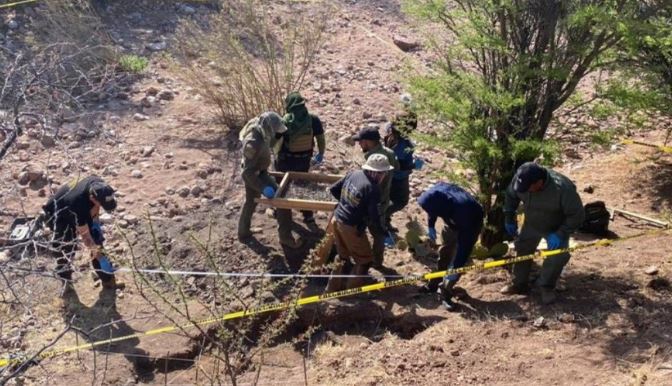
[42,175,122,291]
[238,111,302,249]
[275,92,326,229]
[352,126,399,267]
[326,154,394,291]
[501,162,585,304]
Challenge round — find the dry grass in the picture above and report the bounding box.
[174,0,329,129]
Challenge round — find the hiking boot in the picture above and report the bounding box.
[441,295,458,312]
[500,283,529,295]
[101,277,125,291]
[540,287,557,305]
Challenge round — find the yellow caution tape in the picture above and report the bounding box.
[1,228,668,368]
[621,139,672,154]
[0,0,37,9]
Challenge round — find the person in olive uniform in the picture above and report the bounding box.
[502,162,585,304]
[275,92,326,228]
[42,175,122,290]
[327,154,394,291]
[353,126,399,267]
[238,111,301,249]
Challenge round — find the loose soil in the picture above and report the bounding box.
[1,1,671,385]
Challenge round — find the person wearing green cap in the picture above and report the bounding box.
[275,91,326,229]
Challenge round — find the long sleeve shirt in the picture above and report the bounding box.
[330,170,384,234]
[504,169,585,239]
[417,182,484,232]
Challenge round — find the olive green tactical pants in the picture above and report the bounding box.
[512,226,570,289]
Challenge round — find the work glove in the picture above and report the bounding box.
[98,255,115,274]
[427,227,437,242]
[262,186,276,199]
[545,232,564,250]
[413,157,424,170]
[312,153,324,165]
[384,231,395,248]
[504,222,518,238]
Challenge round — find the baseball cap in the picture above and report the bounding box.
[91,181,117,211]
[363,153,394,172]
[352,126,381,142]
[513,162,548,193]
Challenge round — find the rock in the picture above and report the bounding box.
[646,277,670,291]
[99,213,114,224]
[178,4,196,14]
[131,170,143,178]
[157,90,175,101]
[558,313,575,323]
[8,20,19,30]
[190,186,204,197]
[123,214,139,225]
[147,41,167,52]
[178,187,190,198]
[196,169,208,179]
[533,316,546,328]
[165,152,174,159]
[353,98,361,105]
[644,265,659,275]
[133,113,149,121]
[15,141,30,150]
[141,96,156,107]
[40,135,56,148]
[338,134,355,146]
[583,185,594,194]
[165,188,176,195]
[140,146,155,157]
[145,87,160,96]
[362,111,372,119]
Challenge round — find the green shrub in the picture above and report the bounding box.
[118,54,149,73]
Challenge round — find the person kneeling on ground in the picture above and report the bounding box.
[502,162,585,305]
[326,154,394,291]
[238,111,302,249]
[42,175,123,291]
[417,182,484,311]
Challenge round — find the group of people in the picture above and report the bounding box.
[41,91,585,312]
[235,91,586,310]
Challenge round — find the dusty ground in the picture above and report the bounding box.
[1,1,671,385]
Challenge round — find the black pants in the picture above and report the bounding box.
[48,217,113,282]
[275,154,314,221]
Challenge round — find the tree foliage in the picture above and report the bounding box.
[403,0,669,245]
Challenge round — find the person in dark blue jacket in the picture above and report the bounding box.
[327,154,393,291]
[417,182,484,311]
[383,117,423,232]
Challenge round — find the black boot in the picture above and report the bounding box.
[440,281,459,312]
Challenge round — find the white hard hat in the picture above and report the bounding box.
[363,153,394,172]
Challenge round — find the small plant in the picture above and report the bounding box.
[118,54,149,73]
[590,130,614,147]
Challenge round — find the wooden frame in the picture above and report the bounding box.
[256,171,343,212]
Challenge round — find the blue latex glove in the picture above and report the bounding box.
[414,157,424,170]
[90,222,105,245]
[384,231,395,248]
[312,153,324,165]
[427,227,437,242]
[98,255,115,274]
[505,222,518,238]
[545,232,564,250]
[262,186,276,199]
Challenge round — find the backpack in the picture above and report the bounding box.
[580,201,610,236]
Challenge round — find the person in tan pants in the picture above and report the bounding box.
[326,154,394,291]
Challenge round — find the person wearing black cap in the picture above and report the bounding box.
[352,126,399,267]
[502,162,585,304]
[42,175,122,291]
